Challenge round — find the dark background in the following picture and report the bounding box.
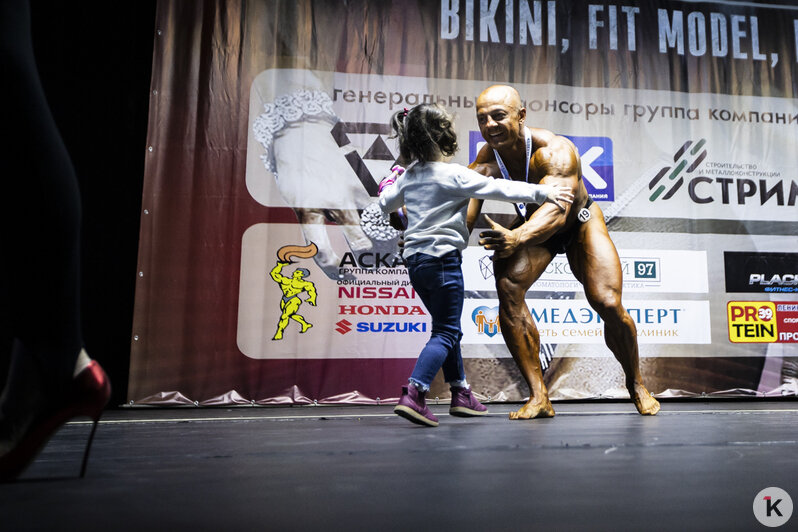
[26,2,158,406]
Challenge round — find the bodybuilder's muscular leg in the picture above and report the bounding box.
[274,298,306,339]
[590,288,659,415]
[273,301,290,340]
[494,247,555,420]
[568,208,660,415]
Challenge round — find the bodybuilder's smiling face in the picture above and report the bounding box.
[476,85,525,152]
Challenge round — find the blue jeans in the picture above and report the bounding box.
[405,250,465,389]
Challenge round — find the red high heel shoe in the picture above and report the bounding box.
[0,360,111,481]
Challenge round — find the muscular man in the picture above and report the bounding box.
[270,262,316,340]
[467,85,660,419]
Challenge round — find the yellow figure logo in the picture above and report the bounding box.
[271,243,318,341]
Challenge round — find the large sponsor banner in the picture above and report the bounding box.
[462,299,711,346]
[727,301,798,344]
[464,248,708,293]
[724,252,798,294]
[130,0,798,405]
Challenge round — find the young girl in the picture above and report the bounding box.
[378,104,573,427]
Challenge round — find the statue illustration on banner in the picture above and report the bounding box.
[270,243,319,341]
[250,69,402,281]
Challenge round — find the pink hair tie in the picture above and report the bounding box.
[378,176,395,194]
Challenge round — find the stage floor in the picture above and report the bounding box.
[2,400,797,531]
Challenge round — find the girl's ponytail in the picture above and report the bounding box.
[391,104,457,164]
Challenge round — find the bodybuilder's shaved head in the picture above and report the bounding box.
[477,85,523,114]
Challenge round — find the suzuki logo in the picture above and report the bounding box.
[335,319,352,335]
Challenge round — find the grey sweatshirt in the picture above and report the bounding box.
[378,161,548,258]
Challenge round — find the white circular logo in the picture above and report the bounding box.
[753,487,793,527]
[577,207,591,223]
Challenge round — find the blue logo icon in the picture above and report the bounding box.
[468,132,615,201]
[468,131,488,163]
[565,136,614,201]
[472,306,501,337]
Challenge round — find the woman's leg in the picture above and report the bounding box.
[1,0,83,400]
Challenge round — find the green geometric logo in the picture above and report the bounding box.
[649,139,707,201]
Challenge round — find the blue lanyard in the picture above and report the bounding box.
[493,127,532,218]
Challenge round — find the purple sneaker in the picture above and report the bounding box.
[394,385,439,427]
[449,386,488,417]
